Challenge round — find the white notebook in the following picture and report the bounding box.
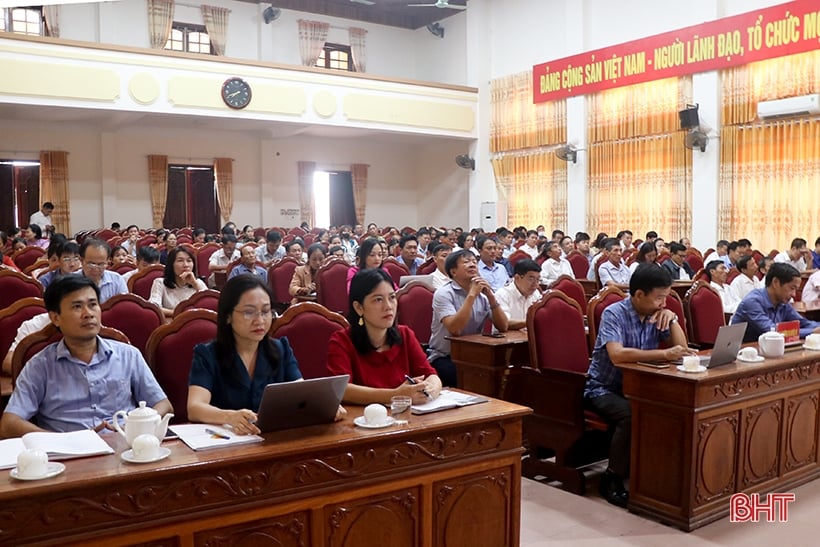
[170,424,263,451]
[410,390,488,415]
[0,429,115,470]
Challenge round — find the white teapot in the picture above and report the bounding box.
[112,401,173,446]
[758,330,785,358]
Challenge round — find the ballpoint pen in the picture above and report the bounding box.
[205,428,230,440]
[404,375,431,398]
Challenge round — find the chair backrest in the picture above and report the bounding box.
[551,274,586,312]
[13,324,129,388]
[267,256,301,307]
[127,264,165,300]
[586,285,627,353]
[173,289,221,317]
[24,258,51,276]
[11,246,46,271]
[565,251,589,279]
[684,281,726,346]
[100,293,164,358]
[726,268,741,284]
[692,268,707,282]
[315,258,351,314]
[382,257,410,286]
[0,269,43,309]
[664,290,687,343]
[417,257,437,275]
[395,281,434,345]
[507,249,530,269]
[684,253,704,273]
[94,228,118,241]
[137,235,157,249]
[0,297,46,367]
[109,262,136,275]
[269,302,349,379]
[195,242,221,280]
[527,290,589,373]
[145,309,218,424]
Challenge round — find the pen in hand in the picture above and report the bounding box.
[405,375,431,398]
[206,428,231,440]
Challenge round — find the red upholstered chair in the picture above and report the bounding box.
[267,257,301,311]
[551,274,587,312]
[127,264,165,300]
[146,309,217,424]
[382,257,410,287]
[692,268,707,282]
[507,249,531,269]
[726,268,741,284]
[137,235,157,249]
[0,297,46,374]
[417,257,437,275]
[592,253,608,288]
[684,281,726,348]
[685,251,704,273]
[396,281,434,346]
[11,246,46,272]
[109,262,136,276]
[173,289,221,317]
[586,285,626,354]
[565,251,590,279]
[13,324,128,388]
[24,259,50,277]
[0,269,43,309]
[315,258,351,314]
[94,228,118,241]
[101,293,164,358]
[269,302,349,380]
[751,250,764,265]
[663,290,688,347]
[500,290,608,494]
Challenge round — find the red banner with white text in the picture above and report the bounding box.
[533,0,820,103]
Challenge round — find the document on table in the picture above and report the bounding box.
[410,390,488,415]
[0,429,114,469]
[170,424,263,451]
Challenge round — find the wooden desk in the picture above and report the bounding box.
[619,349,820,531]
[670,280,694,299]
[0,399,529,546]
[449,331,529,398]
[793,299,820,321]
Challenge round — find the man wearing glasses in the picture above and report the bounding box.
[662,242,695,281]
[38,241,82,290]
[79,239,128,303]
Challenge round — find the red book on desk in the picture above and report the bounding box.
[777,320,800,344]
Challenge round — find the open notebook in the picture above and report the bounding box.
[170,423,263,451]
[0,429,114,470]
[411,390,488,415]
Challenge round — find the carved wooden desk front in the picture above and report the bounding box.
[0,398,529,547]
[619,350,820,531]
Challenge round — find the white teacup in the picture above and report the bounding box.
[738,347,759,361]
[17,449,48,479]
[682,355,701,372]
[131,433,161,461]
[363,403,388,425]
[806,333,820,349]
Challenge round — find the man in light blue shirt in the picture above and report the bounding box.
[80,238,128,303]
[255,229,285,267]
[38,241,82,290]
[598,238,632,287]
[475,236,510,291]
[0,276,171,437]
[230,245,268,283]
[396,234,424,275]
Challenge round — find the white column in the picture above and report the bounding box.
[100,132,117,229]
[564,0,587,235]
[690,71,721,250]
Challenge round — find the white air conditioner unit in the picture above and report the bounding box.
[480,201,507,233]
[757,93,820,119]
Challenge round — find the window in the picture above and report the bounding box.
[0,160,40,231]
[315,43,354,72]
[1,7,43,36]
[314,171,357,228]
[164,23,211,54]
[163,165,220,232]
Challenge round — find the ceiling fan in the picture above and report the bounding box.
[349,0,376,6]
[408,0,467,10]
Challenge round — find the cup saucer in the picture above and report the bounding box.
[803,344,820,351]
[737,354,765,363]
[353,416,395,429]
[676,364,707,373]
[10,462,65,481]
[121,447,171,464]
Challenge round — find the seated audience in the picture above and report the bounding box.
[188,276,320,435]
[229,244,268,283]
[346,238,396,293]
[24,223,49,249]
[111,245,133,266]
[519,230,540,260]
[396,235,424,275]
[192,228,207,244]
[662,242,695,281]
[239,225,256,245]
[0,232,21,271]
[585,264,692,508]
[327,268,442,405]
[644,231,658,243]
[255,230,285,267]
[758,256,774,278]
[539,241,573,286]
[208,234,239,287]
[429,243,453,289]
[496,259,542,330]
[415,228,431,257]
[159,232,177,265]
[122,225,140,258]
[29,234,66,279]
[773,237,809,272]
[730,255,762,301]
[617,230,634,251]
[559,235,574,257]
[123,246,160,285]
[288,243,325,303]
[574,232,593,268]
[0,276,171,436]
[39,241,81,290]
[475,236,509,291]
[284,239,305,263]
[731,263,820,342]
[598,238,632,286]
[497,228,515,259]
[150,247,208,318]
[704,240,731,269]
[11,237,27,253]
[736,238,753,257]
[457,232,478,256]
[428,250,508,386]
[3,311,52,374]
[811,237,820,270]
[705,260,741,314]
[679,237,691,249]
[629,241,658,273]
[802,268,820,302]
[80,239,128,303]
[654,238,666,254]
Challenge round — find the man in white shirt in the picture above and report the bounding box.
[706,260,741,314]
[540,241,573,286]
[429,243,452,290]
[802,269,820,302]
[519,230,540,260]
[559,236,575,257]
[2,312,51,374]
[497,228,514,259]
[773,237,809,272]
[617,230,634,251]
[207,235,239,288]
[731,255,763,301]
[29,202,54,235]
[496,259,543,329]
[704,240,732,269]
[255,230,285,267]
[598,238,632,286]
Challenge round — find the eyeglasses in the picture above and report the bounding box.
[61,257,80,263]
[84,262,108,269]
[234,308,273,321]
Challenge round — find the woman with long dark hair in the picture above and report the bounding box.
[345,238,396,293]
[187,276,302,434]
[327,268,441,405]
[149,246,207,318]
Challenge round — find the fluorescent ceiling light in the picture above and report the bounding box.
[0,1,122,7]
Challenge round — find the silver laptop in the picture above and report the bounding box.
[677,322,747,368]
[255,374,348,433]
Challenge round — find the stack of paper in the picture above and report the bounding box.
[410,390,488,415]
[0,429,115,469]
[170,424,263,451]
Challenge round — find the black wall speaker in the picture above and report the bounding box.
[679,105,700,129]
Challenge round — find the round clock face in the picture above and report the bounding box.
[221,77,251,109]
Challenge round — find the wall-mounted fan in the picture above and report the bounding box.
[455,154,475,170]
[684,128,709,152]
[262,5,281,24]
[350,0,376,5]
[408,0,467,10]
[555,144,578,164]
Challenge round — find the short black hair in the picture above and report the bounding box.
[60,242,80,257]
[137,245,160,263]
[765,262,800,287]
[444,249,474,279]
[42,202,54,210]
[551,229,564,239]
[193,228,206,238]
[728,241,739,252]
[399,234,418,249]
[574,232,590,244]
[222,234,238,245]
[646,231,658,239]
[431,242,452,256]
[668,242,686,254]
[736,255,753,271]
[44,275,100,313]
[266,230,282,243]
[514,258,540,277]
[629,263,673,296]
[716,240,729,249]
[790,238,807,249]
[284,239,303,254]
[603,238,620,252]
[737,238,752,248]
[704,260,724,281]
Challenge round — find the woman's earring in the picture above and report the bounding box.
[358,316,364,326]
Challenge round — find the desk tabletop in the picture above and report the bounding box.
[447,330,529,346]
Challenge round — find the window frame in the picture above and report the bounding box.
[315,43,355,72]
[2,7,43,36]
[164,21,212,55]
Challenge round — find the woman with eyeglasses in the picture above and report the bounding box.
[346,238,397,293]
[149,246,207,318]
[187,276,303,434]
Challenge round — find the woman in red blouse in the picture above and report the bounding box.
[327,268,442,405]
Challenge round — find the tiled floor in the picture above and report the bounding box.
[520,476,820,546]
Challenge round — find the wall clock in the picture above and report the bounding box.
[221,77,251,109]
